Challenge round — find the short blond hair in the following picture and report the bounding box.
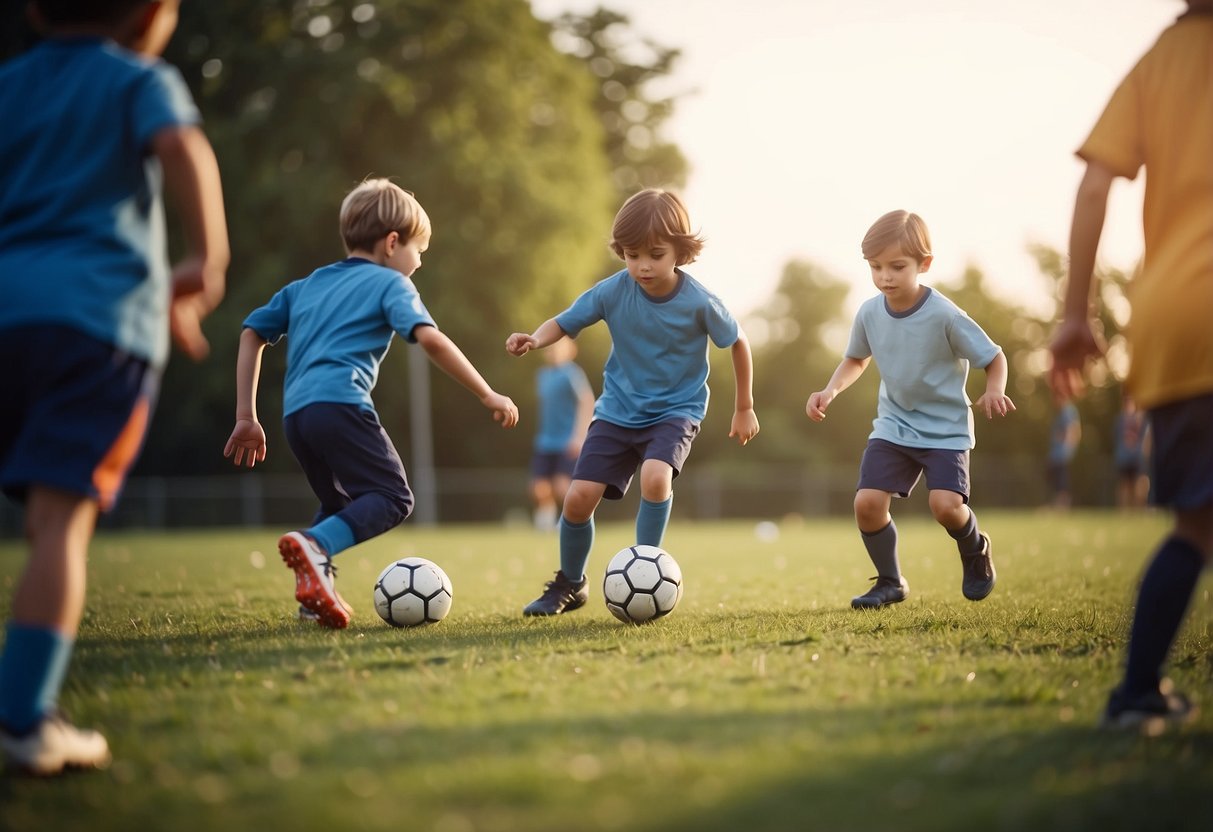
[861,210,932,262]
[609,188,705,266]
[339,178,431,253]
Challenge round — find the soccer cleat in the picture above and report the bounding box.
[1101,683,1198,734]
[960,532,996,601]
[851,575,909,609]
[298,589,354,623]
[0,711,111,776]
[523,570,589,616]
[279,531,350,629]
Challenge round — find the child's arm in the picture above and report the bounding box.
[223,328,269,467]
[416,325,519,428]
[805,356,870,422]
[1049,160,1115,400]
[728,328,759,446]
[972,351,1016,419]
[153,124,230,361]
[506,319,567,356]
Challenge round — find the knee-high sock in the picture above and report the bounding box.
[947,507,983,555]
[636,496,673,547]
[0,624,73,734]
[559,517,595,582]
[1122,535,1204,696]
[861,520,901,579]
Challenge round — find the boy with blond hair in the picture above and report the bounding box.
[224,179,518,629]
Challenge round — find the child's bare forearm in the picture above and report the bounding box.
[731,331,755,413]
[234,328,267,420]
[420,327,495,399]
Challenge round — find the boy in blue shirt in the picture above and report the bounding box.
[507,188,760,616]
[806,210,1014,609]
[224,178,518,629]
[0,0,229,775]
[529,338,594,531]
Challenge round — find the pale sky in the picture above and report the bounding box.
[531,0,1182,321]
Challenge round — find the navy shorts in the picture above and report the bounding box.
[572,418,699,501]
[530,451,577,480]
[0,325,159,511]
[1148,393,1213,510]
[857,438,971,501]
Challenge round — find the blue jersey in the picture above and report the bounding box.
[534,361,591,453]
[0,37,200,366]
[846,287,1001,451]
[555,269,739,428]
[243,258,437,416]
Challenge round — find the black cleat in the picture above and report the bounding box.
[523,570,589,616]
[960,532,996,601]
[851,575,909,609]
[1101,683,1198,733]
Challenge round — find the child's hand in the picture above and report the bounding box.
[483,392,519,428]
[729,408,760,446]
[805,390,833,422]
[170,294,211,361]
[973,392,1016,420]
[224,418,267,467]
[505,333,537,356]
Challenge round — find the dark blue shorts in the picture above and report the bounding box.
[572,418,699,501]
[530,451,577,480]
[1148,393,1213,510]
[857,438,970,501]
[0,325,159,511]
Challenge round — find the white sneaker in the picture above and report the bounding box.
[298,590,354,623]
[1,712,111,776]
[278,531,350,629]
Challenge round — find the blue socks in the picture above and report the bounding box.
[0,623,73,734]
[1122,535,1205,696]
[559,517,595,582]
[308,515,355,558]
[861,520,901,579]
[636,497,673,547]
[948,508,983,555]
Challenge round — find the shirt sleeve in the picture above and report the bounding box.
[844,308,871,360]
[243,287,291,345]
[1077,62,1144,180]
[702,291,739,348]
[554,283,605,339]
[946,312,1001,368]
[131,61,202,150]
[384,275,437,343]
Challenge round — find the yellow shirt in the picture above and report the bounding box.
[1077,13,1213,409]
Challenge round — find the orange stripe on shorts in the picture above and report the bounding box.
[92,396,151,511]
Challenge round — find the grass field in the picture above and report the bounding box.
[0,511,1210,831]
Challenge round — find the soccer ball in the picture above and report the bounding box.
[373,557,453,627]
[602,545,683,624]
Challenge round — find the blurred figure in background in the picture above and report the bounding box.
[1047,397,1081,510]
[529,338,594,531]
[1114,393,1151,511]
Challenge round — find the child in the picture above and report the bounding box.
[529,338,594,531]
[1113,395,1150,511]
[223,178,517,629]
[0,0,229,775]
[506,188,759,616]
[1049,0,1211,730]
[1047,397,1081,510]
[805,210,1014,609]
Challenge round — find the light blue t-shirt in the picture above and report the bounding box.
[555,269,739,428]
[0,37,201,366]
[846,287,1001,450]
[534,361,592,453]
[243,258,437,417]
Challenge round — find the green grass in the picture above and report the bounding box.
[1,511,1210,831]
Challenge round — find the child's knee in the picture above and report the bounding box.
[928,490,965,524]
[853,491,889,528]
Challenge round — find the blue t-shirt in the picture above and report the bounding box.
[846,287,1001,450]
[0,37,201,366]
[1049,402,1081,464]
[555,269,739,428]
[534,361,592,453]
[243,258,437,417]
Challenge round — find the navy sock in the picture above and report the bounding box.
[861,520,900,580]
[1122,536,1205,697]
[636,496,673,547]
[559,517,595,582]
[0,623,73,734]
[948,508,983,555]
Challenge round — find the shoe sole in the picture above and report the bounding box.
[850,595,906,610]
[522,596,588,617]
[279,534,350,629]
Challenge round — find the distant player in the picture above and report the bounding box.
[223,179,518,629]
[506,188,759,616]
[806,210,1015,610]
[0,0,229,775]
[1113,395,1150,511]
[529,337,594,531]
[1047,398,1081,510]
[1049,0,1211,730]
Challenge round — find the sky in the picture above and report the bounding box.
[530,0,1183,321]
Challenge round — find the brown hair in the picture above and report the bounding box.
[609,189,705,266]
[861,210,932,262]
[339,178,431,253]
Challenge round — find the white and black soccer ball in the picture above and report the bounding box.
[373,557,453,627]
[602,545,683,624]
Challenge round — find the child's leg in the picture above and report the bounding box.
[635,459,674,547]
[929,490,983,554]
[559,479,607,581]
[855,488,899,578]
